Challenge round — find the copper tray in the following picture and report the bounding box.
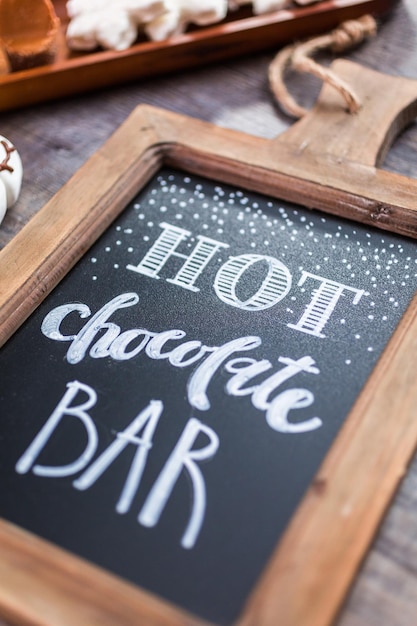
[0,0,399,112]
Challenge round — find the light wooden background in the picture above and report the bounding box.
[1,1,417,624]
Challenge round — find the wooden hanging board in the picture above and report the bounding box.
[0,60,417,626]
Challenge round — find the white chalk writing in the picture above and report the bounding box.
[41,293,322,435]
[16,381,218,549]
[126,222,366,335]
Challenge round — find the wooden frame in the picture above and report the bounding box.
[1,60,417,626]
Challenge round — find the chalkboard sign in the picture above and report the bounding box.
[1,67,417,626]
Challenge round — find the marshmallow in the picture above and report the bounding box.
[145,0,227,41]
[145,3,182,40]
[180,0,228,26]
[66,0,169,50]
[0,135,23,226]
[66,0,306,50]
[228,0,291,12]
[123,0,168,23]
[252,0,291,12]
[66,0,111,18]
[67,10,137,51]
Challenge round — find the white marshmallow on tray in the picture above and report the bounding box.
[145,0,228,42]
[228,0,292,12]
[65,0,320,50]
[66,0,168,51]
[123,0,170,23]
[253,0,292,12]
[0,136,23,226]
[66,0,165,18]
[67,10,137,51]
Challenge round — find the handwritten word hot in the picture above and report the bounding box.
[127,222,365,338]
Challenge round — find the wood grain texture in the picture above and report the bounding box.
[0,0,399,113]
[0,519,212,626]
[0,1,416,625]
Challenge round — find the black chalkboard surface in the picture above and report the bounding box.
[1,167,416,625]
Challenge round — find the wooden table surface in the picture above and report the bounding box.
[1,1,417,625]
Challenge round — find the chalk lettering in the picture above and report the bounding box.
[251,356,320,410]
[214,253,292,311]
[41,292,140,364]
[16,380,98,477]
[73,399,163,515]
[139,417,219,549]
[41,295,322,434]
[223,355,322,433]
[129,224,364,336]
[16,382,219,549]
[127,222,228,292]
[224,357,273,396]
[187,336,262,411]
[287,271,365,337]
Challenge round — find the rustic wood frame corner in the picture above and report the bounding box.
[1,60,417,626]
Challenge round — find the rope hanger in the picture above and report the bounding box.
[269,14,378,119]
